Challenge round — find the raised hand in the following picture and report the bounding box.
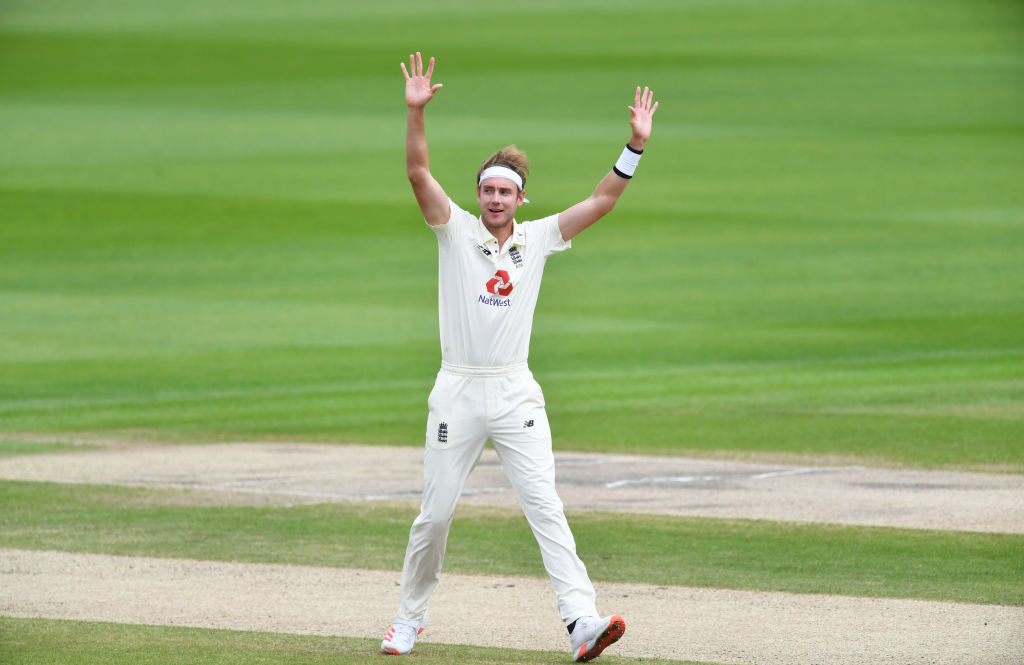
[628,86,658,150]
[401,52,443,109]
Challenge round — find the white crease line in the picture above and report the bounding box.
[605,467,824,489]
[606,475,722,489]
[352,487,512,502]
[749,468,820,480]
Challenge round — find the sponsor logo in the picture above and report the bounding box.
[438,422,448,444]
[486,269,513,296]
[523,419,534,429]
[477,244,492,257]
[479,295,511,307]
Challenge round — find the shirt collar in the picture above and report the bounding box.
[476,216,526,250]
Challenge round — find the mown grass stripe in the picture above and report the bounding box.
[1,480,1020,606]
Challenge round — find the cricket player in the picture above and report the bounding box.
[382,52,658,662]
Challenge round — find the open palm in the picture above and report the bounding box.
[401,52,443,108]
[628,86,658,145]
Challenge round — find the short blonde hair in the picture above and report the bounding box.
[477,145,530,192]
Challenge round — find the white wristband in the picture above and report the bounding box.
[613,144,643,179]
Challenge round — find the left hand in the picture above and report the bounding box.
[628,86,658,151]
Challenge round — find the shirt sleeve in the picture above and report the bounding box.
[526,214,572,257]
[430,198,472,247]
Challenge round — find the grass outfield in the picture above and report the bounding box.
[2,0,1022,469]
[1,1,1022,663]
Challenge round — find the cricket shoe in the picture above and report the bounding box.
[380,614,427,655]
[569,614,626,662]
[380,622,418,655]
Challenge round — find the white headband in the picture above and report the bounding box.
[478,166,529,203]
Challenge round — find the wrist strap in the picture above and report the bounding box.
[613,144,643,179]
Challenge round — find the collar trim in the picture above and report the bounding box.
[476,217,526,249]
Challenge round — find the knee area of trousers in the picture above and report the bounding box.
[412,512,454,538]
[520,497,567,522]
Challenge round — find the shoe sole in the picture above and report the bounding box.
[575,615,626,662]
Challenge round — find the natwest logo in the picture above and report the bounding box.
[485,269,514,296]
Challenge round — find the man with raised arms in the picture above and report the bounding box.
[381,52,658,662]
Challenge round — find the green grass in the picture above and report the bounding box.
[1,0,1023,469]
[3,481,1020,606]
[0,439,96,457]
[0,617,701,665]
[1,3,1022,662]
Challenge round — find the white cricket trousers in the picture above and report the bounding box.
[394,362,598,627]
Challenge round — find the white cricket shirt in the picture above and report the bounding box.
[430,199,571,368]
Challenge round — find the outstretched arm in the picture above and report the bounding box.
[401,52,450,226]
[557,86,659,241]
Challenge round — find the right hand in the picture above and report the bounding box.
[401,52,443,108]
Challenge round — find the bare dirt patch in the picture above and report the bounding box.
[0,442,1021,532]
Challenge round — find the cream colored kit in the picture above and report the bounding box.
[433,199,567,367]
[394,200,599,626]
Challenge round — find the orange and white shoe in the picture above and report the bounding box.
[380,622,417,655]
[569,614,626,662]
